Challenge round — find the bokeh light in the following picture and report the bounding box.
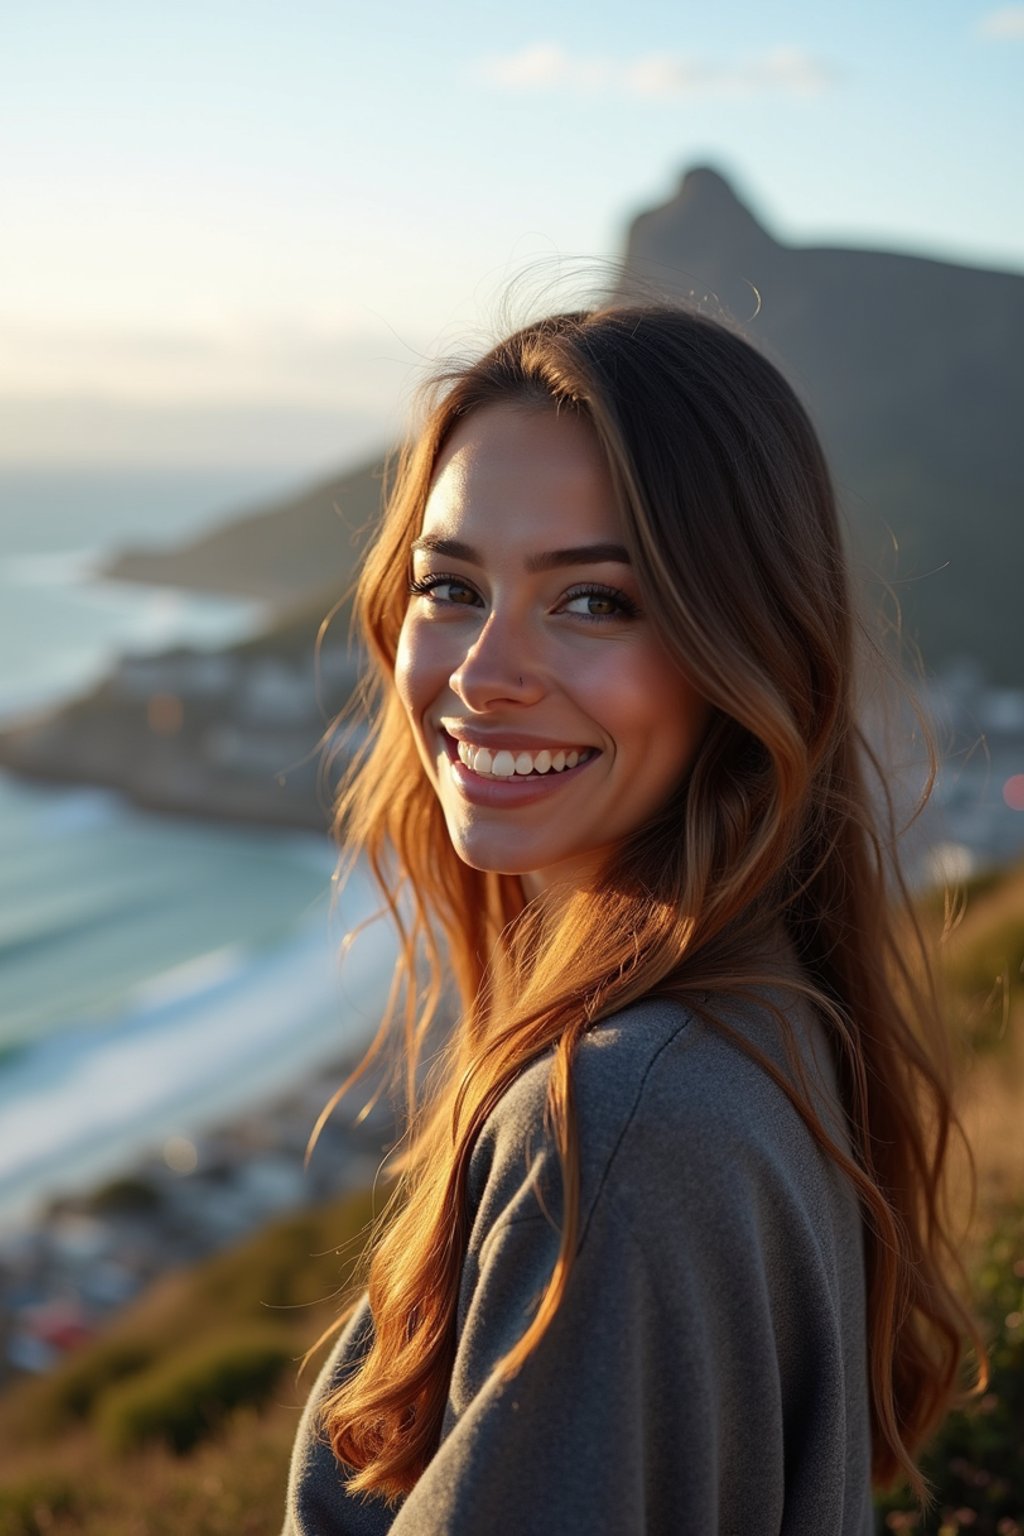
[147,692,184,735]
[1003,774,1024,811]
[163,1135,198,1175]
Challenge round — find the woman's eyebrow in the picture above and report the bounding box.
[410,534,631,570]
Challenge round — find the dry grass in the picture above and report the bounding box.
[0,1406,301,1536]
[923,861,1024,1250]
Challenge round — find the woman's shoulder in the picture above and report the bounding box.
[471,993,695,1169]
[466,981,850,1257]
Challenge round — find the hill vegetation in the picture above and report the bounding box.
[0,1188,375,1536]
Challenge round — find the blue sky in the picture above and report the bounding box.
[2,0,1022,469]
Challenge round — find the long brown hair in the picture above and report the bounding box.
[315,304,979,1506]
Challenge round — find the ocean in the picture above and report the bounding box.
[0,465,390,1230]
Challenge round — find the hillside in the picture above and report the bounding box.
[619,167,1024,680]
[103,454,388,606]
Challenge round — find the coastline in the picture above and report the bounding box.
[0,643,358,835]
[0,763,399,1388]
[0,749,330,835]
[0,1037,398,1384]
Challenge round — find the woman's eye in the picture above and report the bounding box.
[560,587,639,621]
[408,575,480,606]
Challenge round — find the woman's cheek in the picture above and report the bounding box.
[394,616,448,722]
[393,617,421,716]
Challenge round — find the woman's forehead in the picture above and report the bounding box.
[421,404,622,548]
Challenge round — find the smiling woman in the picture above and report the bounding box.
[282,304,980,1534]
[396,405,709,896]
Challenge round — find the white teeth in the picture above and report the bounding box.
[451,738,593,778]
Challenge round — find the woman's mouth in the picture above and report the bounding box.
[438,730,601,805]
[453,739,597,779]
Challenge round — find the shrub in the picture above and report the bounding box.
[98,1332,293,1455]
[28,1336,155,1431]
[0,1473,76,1536]
[876,1202,1024,1532]
[87,1174,163,1214]
[192,1186,375,1316]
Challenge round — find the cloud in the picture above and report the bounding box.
[478,43,613,92]
[979,4,1024,36]
[472,44,836,99]
[982,3,1024,34]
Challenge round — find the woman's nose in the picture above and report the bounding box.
[448,613,545,711]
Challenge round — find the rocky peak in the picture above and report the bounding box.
[620,165,780,317]
[671,165,777,245]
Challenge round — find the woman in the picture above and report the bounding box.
[283,304,976,1534]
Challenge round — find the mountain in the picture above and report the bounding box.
[103,455,387,608]
[619,167,1024,680]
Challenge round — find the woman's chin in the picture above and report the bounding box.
[447,835,605,898]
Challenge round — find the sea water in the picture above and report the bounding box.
[0,463,291,718]
[0,776,393,1229]
[0,466,390,1229]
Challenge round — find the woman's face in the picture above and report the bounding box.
[395,404,710,897]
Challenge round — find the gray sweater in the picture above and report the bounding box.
[282,990,874,1534]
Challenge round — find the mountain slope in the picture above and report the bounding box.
[619,167,1024,678]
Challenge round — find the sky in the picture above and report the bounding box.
[2,0,1022,473]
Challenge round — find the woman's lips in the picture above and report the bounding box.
[438,730,601,807]
[445,751,599,807]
